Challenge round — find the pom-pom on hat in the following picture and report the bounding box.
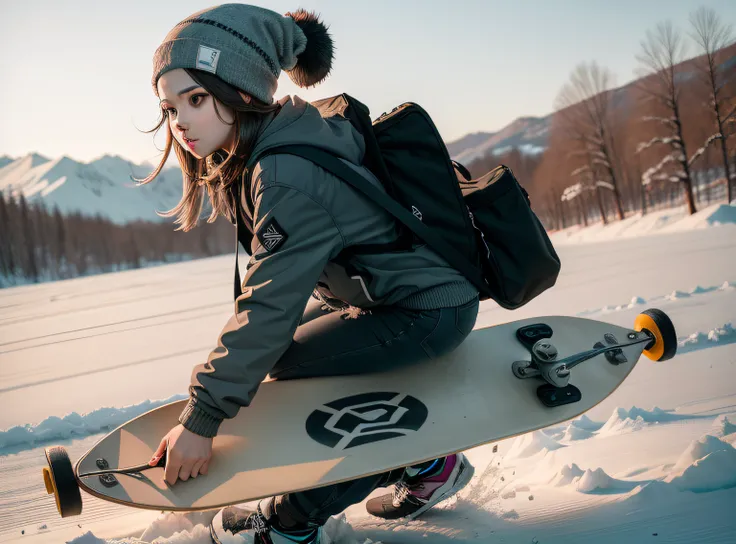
[151,4,334,103]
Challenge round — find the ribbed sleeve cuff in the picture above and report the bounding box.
[178,398,223,438]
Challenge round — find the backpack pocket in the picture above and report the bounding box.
[462,166,561,309]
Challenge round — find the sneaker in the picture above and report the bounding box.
[210,503,321,544]
[365,453,474,520]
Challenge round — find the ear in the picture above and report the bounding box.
[238,91,252,104]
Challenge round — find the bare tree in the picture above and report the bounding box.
[636,21,698,214]
[561,181,590,227]
[556,62,625,220]
[569,159,610,224]
[689,6,735,203]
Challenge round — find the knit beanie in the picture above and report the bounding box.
[151,4,334,103]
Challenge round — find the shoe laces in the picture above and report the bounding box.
[247,511,269,535]
[392,481,410,506]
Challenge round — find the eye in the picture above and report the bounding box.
[191,94,208,106]
[162,106,176,117]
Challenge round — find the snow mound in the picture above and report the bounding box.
[688,285,714,295]
[598,412,646,436]
[0,394,187,452]
[68,530,142,543]
[677,323,736,354]
[598,406,698,437]
[576,468,615,493]
[570,414,603,431]
[672,434,735,471]
[68,513,370,544]
[140,511,215,542]
[69,525,212,543]
[711,415,736,437]
[666,448,736,493]
[549,463,585,486]
[505,430,565,459]
[562,424,595,442]
[666,290,691,301]
[661,202,736,231]
[577,280,732,316]
[629,480,675,501]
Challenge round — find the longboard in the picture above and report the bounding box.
[42,309,676,517]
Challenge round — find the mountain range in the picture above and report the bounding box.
[0,153,183,224]
[3,41,732,224]
[0,115,549,224]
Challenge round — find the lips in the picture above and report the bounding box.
[183,137,197,149]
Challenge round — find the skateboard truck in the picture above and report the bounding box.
[512,324,655,405]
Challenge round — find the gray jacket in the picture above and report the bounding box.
[179,96,478,437]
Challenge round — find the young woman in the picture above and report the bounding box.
[142,4,479,543]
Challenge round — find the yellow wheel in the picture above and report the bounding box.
[43,446,82,517]
[634,309,677,362]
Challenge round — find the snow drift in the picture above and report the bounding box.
[0,394,186,451]
[504,430,565,459]
[666,436,736,493]
[549,463,586,487]
[561,424,595,442]
[677,323,736,354]
[711,415,736,437]
[597,406,704,437]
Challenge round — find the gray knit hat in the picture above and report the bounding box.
[151,4,334,103]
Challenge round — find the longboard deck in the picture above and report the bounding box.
[75,315,644,511]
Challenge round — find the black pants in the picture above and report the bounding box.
[262,295,480,529]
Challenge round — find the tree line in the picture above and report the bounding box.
[468,6,735,230]
[0,192,234,287]
[1,7,732,287]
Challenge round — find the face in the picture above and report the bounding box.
[157,69,236,159]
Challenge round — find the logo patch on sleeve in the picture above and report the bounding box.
[256,217,288,254]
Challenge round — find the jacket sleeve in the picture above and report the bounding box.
[178,166,345,437]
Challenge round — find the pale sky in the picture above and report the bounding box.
[2,0,734,166]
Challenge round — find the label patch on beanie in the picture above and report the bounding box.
[196,45,221,74]
[256,217,288,254]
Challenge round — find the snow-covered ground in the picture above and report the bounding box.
[0,204,735,543]
[548,201,736,245]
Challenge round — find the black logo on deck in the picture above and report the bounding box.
[306,392,428,450]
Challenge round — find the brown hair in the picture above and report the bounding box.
[135,69,280,231]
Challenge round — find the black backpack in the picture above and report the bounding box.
[235,93,560,310]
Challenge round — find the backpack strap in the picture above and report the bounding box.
[233,145,410,300]
[255,144,491,297]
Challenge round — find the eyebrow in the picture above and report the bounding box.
[159,85,203,104]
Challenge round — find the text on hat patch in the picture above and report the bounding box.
[197,45,221,74]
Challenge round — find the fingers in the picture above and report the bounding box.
[178,461,195,482]
[190,459,206,479]
[149,438,167,466]
[200,460,209,475]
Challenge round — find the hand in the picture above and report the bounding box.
[149,424,213,486]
